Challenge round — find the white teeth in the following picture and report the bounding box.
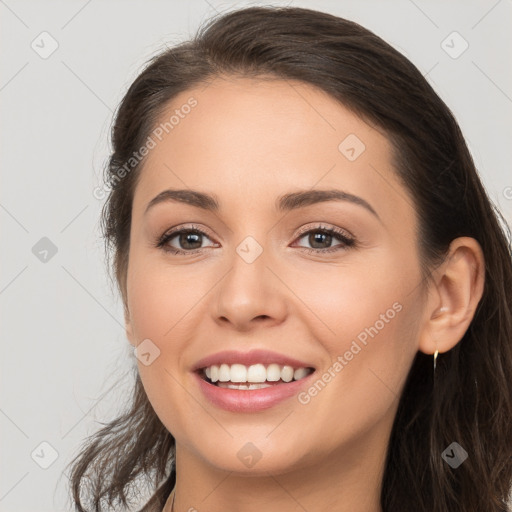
[294,367,309,380]
[230,364,247,382]
[247,364,267,383]
[266,363,281,381]
[218,364,231,382]
[203,363,313,384]
[281,366,294,382]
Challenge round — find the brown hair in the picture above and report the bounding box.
[66,6,512,511]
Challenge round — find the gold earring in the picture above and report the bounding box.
[433,349,439,371]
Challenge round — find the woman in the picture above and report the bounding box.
[67,6,512,512]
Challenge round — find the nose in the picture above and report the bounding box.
[213,243,288,332]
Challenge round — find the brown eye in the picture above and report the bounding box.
[293,225,356,254]
[174,230,204,250]
[156,225,217,255]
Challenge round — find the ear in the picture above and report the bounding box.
[417,236,485,356]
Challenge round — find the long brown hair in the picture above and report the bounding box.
[66,6,512,511]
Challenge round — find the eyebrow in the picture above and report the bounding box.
[144,188,380,221]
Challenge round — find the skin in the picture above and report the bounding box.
[124,76,485,512]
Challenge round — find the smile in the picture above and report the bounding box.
[201,363,314,389]
[194,365,317,412]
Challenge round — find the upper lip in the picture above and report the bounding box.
[192,349,315,372]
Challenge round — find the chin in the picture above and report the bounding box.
[193,439,313,476]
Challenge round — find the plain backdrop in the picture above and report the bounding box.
[1,0,511,510]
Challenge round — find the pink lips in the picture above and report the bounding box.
[194,371,316,412]
[192,349,316,413]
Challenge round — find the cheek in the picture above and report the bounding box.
[126,256,209,439]
[288,252,420,413]
[287,251,413,350]
[126,252,211,342]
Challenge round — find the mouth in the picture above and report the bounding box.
[197,363,316,390]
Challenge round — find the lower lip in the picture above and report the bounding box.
[193,371,316,412]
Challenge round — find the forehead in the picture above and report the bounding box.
[132,76,411,223]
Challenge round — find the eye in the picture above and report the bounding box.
[156,224,218,255]
[292,224,356,254]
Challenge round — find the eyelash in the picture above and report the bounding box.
[155,223,356,256]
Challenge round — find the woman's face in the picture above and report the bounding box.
[125,76,427,476]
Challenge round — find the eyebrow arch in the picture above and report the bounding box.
[276,189,380,221]
[144,188,380,221]
[145,189,220,215]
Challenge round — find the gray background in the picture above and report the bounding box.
[1,0,511,510]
